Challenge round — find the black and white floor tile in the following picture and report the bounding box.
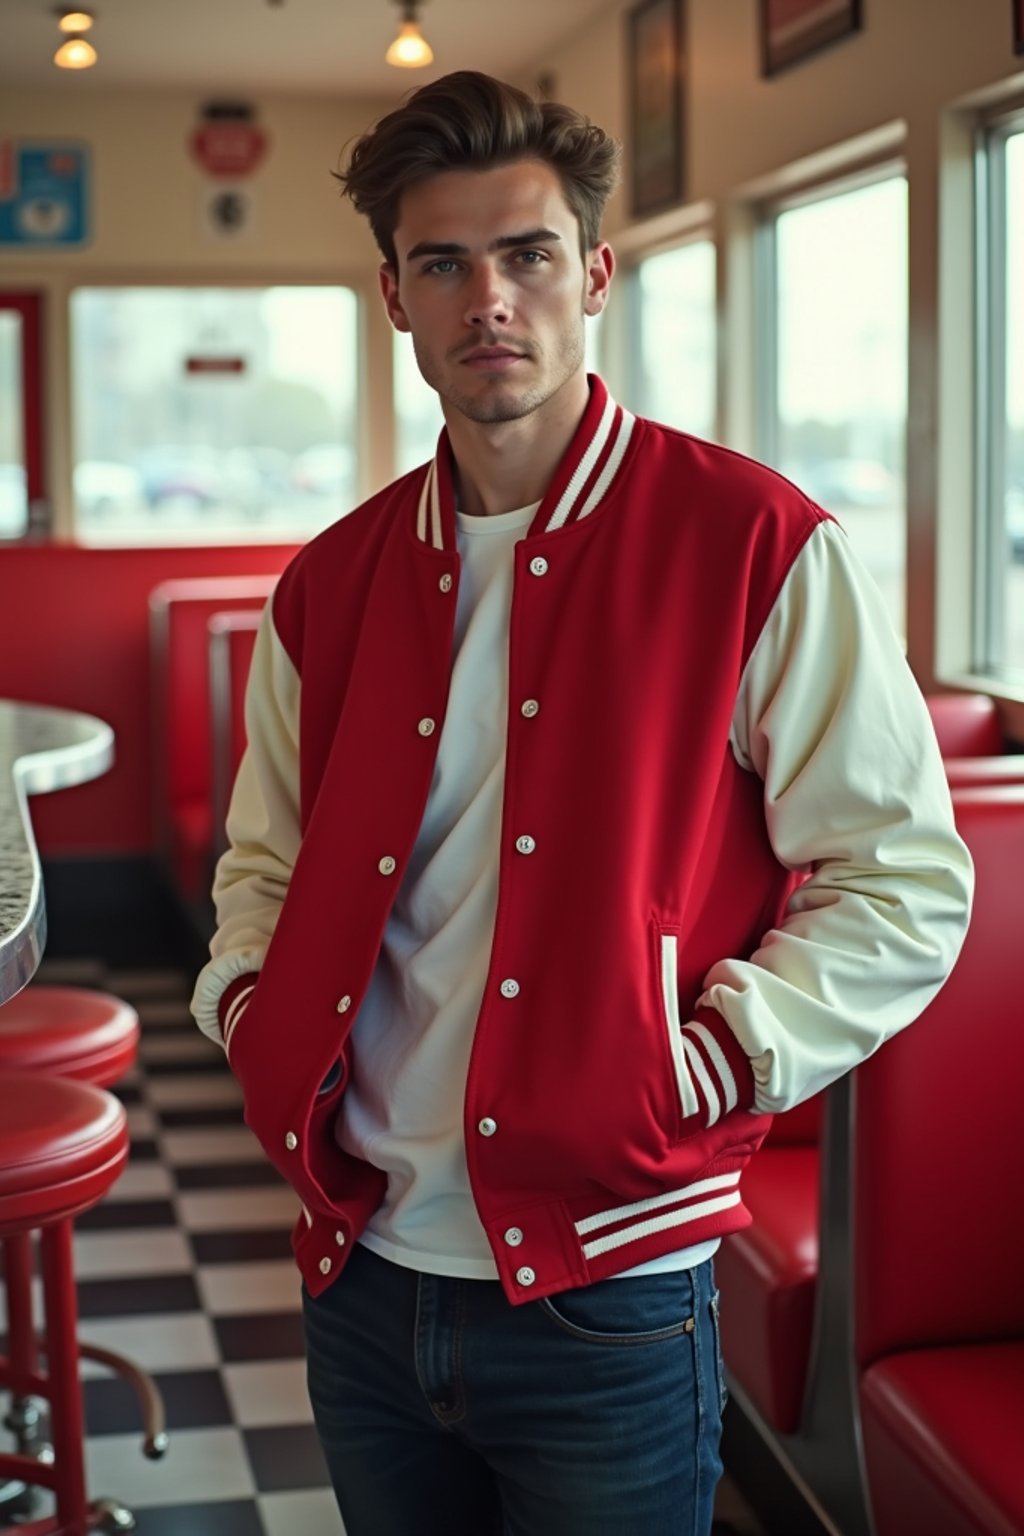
[2,960,765,1536]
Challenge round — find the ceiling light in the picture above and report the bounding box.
[385,0,433,68]
[57,8,94,30]
[53,6,97,69]
[54,35,97,68]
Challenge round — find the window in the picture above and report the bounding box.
[977,121,1024,679]
[629,240,716,438]
[394,331,444,478]
[762,175,908,634]
[0,294,44,540]
[70,286,358,544]
[0,309,26,537]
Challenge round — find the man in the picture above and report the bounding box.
[192,71,972,1536]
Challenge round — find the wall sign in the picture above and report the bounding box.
[190,121,267,179]
[0,141,90,247]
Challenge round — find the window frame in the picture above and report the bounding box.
[973,104,1024,681]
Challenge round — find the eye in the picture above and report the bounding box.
[515,249,546,265]
[425,258,460,275]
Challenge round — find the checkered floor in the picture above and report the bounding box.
[2,960,765,1536]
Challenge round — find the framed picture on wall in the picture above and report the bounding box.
[759,0,862,77]
[1015,0,1024,54]
[628,0,685,219]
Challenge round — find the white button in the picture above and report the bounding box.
[504,1227,524,1247]
[335,1230,346,1247]
[500,978,520,998]
[439,573,453,593]
[515,835,535,855]
[417,717,436,737]
[285,1132,298,1151]
[336,995,351,1013]
[378,856,397,875]
[529,556,548,577]
[319,1257,332,1275]
[516,1266,536,1287]
[521,699,540,718]
[478,1117,498,1136]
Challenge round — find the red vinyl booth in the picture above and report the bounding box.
[149,577,275,901]
[715,1092,823,1434]
[924,692,1004,757]
[853,785,1024,1536]
[925,690,1024,795]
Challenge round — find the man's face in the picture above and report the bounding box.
[380,158,613,427]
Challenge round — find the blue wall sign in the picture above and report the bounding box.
[0,141,90,247]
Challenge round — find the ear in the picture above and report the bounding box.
[583,241,615,317]
[379,262,411,332]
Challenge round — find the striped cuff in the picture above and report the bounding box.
[681,1008,757,1128]
[218,972,259,1056]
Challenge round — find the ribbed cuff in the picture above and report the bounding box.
[682,1007,757,1125]
[219,972,259,1053]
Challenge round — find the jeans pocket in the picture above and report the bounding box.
[538,1270,698,1347]
[709,1287,728,1414]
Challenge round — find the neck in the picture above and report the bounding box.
[445,371,590,517]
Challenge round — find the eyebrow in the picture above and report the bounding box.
[404,228,563,262]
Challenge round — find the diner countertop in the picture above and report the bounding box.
[0,700,114,1004]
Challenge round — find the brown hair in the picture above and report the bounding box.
[336,71,620,268]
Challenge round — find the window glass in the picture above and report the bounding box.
[632,240,715,438]
[1001,131,1024,673]
[774,178,908,634]
[394,331,444,478]
[0,310,28,539]
[70,286,358,544]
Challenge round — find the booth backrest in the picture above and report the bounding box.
[943,754,1024,789]
[925,693,1004,758]
[209,609,262,852]
[149,577,276,891]
[853,785,1024,1370]
[761,1091,824,1146]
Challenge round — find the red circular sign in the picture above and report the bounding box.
[190,123,267,178]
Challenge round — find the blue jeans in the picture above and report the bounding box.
[301,1243,726,1535]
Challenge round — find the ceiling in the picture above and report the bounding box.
[1,0,617,97]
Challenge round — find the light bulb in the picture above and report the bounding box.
[385,19,433,68]
[57,10,94,31]
[54,36,97,68]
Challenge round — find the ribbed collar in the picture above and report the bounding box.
[415,376,636,552]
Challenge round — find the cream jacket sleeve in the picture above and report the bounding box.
[694,518,974,1115]
[190,601,301,1045]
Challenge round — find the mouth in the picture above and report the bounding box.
[460,347,528,372]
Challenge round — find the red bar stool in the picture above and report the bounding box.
[0,989,166,1527]
[0,1070,139,1533]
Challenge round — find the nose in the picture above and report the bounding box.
[464,262,511,327]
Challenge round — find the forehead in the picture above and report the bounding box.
[392,159,580,260]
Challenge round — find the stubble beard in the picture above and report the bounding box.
[414,318,587,427]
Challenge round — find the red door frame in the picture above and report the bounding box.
[0,291,45,510]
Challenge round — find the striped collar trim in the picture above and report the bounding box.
[416,376,635,552]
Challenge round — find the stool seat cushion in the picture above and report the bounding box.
[715,1146,819,1433]
[861,1343,1024,1536]
[0,987,139,1086]
[0,1071,128,1232]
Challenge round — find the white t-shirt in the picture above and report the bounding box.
[339,502,717,1280]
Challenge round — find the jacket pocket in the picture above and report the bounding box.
[657,931,700,1126]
